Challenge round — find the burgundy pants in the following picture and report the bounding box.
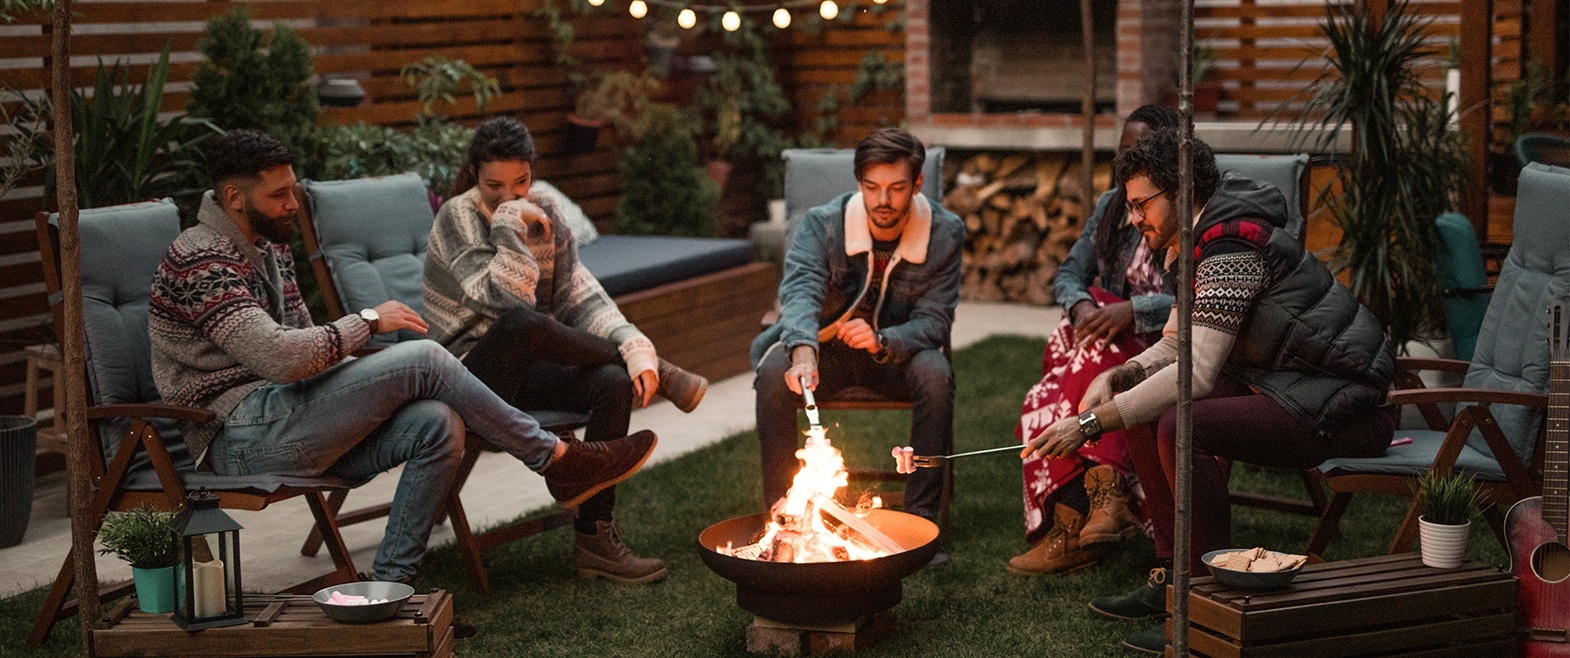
[1126,377,1394,567]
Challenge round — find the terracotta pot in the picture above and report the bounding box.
[563,114,604,156]
[704,159,734,190]
[1194,81,1223,115]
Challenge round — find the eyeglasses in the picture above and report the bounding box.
[1127,190,1167,219]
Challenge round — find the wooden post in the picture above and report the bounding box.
[1459,0,1493,241]
[1080,0,1096,214]
[1527,0,1562,85]
[49,0,100,653]
[1174,0,1196,655]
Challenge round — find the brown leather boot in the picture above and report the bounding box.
[574,520,668,585]
[1007,504,1097,576]
[544,430,657,508]
[657,359,708,413]
[1080,465,1140,546]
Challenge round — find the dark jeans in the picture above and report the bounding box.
[1127,376,1395,566]
[464,307,634,530]
[756,341,954,522]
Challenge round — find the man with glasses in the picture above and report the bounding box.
[1020,128,1397,654]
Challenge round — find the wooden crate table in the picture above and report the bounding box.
[94,590,454,657]
[1167,553,1518,657]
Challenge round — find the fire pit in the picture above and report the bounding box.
[699,509,938,625]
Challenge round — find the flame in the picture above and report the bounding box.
[734,427,891,563]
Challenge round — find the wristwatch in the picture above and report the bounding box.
[357,308,380,334]
[1077,410,1103,442]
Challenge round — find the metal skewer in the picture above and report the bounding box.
[799,377,822,430]
[910,444,1021,468]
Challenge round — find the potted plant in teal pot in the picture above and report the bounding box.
[1414,472,1480,569]
[98,505,181,613]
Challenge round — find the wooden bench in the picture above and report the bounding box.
[615,261,779,382]
[1168,553,1518,657]
[94,590,454,657]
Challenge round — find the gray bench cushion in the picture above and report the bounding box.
[1318,429,1506,481]
[577,235,754,298]
[1215,153,1308,241]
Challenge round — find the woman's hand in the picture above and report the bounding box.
[631,369,658,408]
[1021,415,1087,460]
[1074,301,1135,347]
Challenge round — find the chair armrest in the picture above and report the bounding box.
[1396,357,1472,375]
[1386,387,1548,408]
[85,403,217,424]
[760,309,780,332]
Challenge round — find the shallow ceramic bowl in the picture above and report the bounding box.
[1201,549,1304,591]
[312,582,414,623]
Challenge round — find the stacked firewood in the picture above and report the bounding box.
[943,153,1112,305]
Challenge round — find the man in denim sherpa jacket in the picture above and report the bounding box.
[751,129,964,532]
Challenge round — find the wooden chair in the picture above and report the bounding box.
[28,201,359,646]
[293,174,587,593]
[1306,162,1570,558]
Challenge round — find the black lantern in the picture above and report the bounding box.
[170,490,246,631]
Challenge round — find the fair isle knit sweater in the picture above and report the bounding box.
[149,193,371,466]
[423,188,656,378]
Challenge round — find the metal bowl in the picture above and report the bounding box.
[698,509,940,625]
[1201,549,1304,591]
[312,582,414,624]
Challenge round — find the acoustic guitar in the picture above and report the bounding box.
[1508,294,1570,656]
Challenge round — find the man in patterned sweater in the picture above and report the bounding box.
[1021,129,1396,655]
[149,129,657,585]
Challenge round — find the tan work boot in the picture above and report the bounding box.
[574,520,668,584]
[1007,504,1097,576]
[1080,465,1140,546]
[657,359,708,413]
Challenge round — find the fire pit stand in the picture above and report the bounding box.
[746,610,897,656]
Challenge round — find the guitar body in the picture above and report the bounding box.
[1508,497,1570,656]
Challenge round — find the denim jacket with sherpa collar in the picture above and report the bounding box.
[750,191,964,368]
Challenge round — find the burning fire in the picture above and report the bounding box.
[719,427,895,563]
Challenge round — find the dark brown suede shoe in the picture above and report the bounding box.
[657,359,708,413]
[544,430,658,508]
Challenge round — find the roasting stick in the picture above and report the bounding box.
[892,444,1023,473]
[800,377,824,431]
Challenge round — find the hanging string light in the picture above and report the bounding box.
[678,7,698,28]
[819,0,838,20]
[629,0,648,18]
[722,10,742,31]
[772,6,791,28]
[587,0,605,5]
[616,0,896,29]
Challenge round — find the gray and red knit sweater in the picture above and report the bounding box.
[149,193,371,466]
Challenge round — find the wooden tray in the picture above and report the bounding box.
[94,590,454,657]
[1167,553,1519,657]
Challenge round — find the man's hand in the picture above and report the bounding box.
[1021,415,1087,460]
[371,300,428,335]
[837,319,880,353]
[1073,301,1135,347]
[631,369,658,408]
[785,346,818,395]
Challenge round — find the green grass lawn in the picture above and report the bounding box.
[1,336,1506,657]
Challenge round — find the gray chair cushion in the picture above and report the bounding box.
[532,180,599,246]
[120,425,355,493]
[1215,154,1308,240]
[1318,429,1506,481]
[302,173,435,344]
[577,235,753,298]
[782,147,946,232]
[1457,162,1570,464]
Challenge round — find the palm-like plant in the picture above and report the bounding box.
[1291,1,1466,347]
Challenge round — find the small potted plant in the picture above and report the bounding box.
[98,505,180,613]
[566,71,657,155]
[1413,471,1481,569]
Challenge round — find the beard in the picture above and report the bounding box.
[245,201,297,244]
[867,202,907,231]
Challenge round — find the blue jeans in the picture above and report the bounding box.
[755,342,953,521]
[212,340,561,581]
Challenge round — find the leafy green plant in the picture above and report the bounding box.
[697,27,792,196]
[806,52,904,147]
[0,0,50,22]
[187,7,319,172]
[535,0,595,89]
[1505,59,1570,145]
[1413,472,1481,526]
[42,42,222,209]
[575,71,659,135]
[97,505,179,569]
[615,104,720,237]
[400,55,501,120]
[0,91,49,202]
[1287,0,1461,346]
[320,120,473,197]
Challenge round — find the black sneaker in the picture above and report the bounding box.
[1088,568,1169,620]
[1119,625,1167,654]
[544,430,658,508]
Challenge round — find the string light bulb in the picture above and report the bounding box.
[873,0,887,3]
[586,0,604,5]
[678,7,697,29]
[819,0,838,20]
[629,0,647,18]
[772,7,791,28]
[722,10,741,31]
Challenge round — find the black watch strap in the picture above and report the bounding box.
[1077,410,1103,441]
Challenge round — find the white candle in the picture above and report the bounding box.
[192,559,227,618]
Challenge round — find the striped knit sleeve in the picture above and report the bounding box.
[434,199,543,316]
[153,243,367,385]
